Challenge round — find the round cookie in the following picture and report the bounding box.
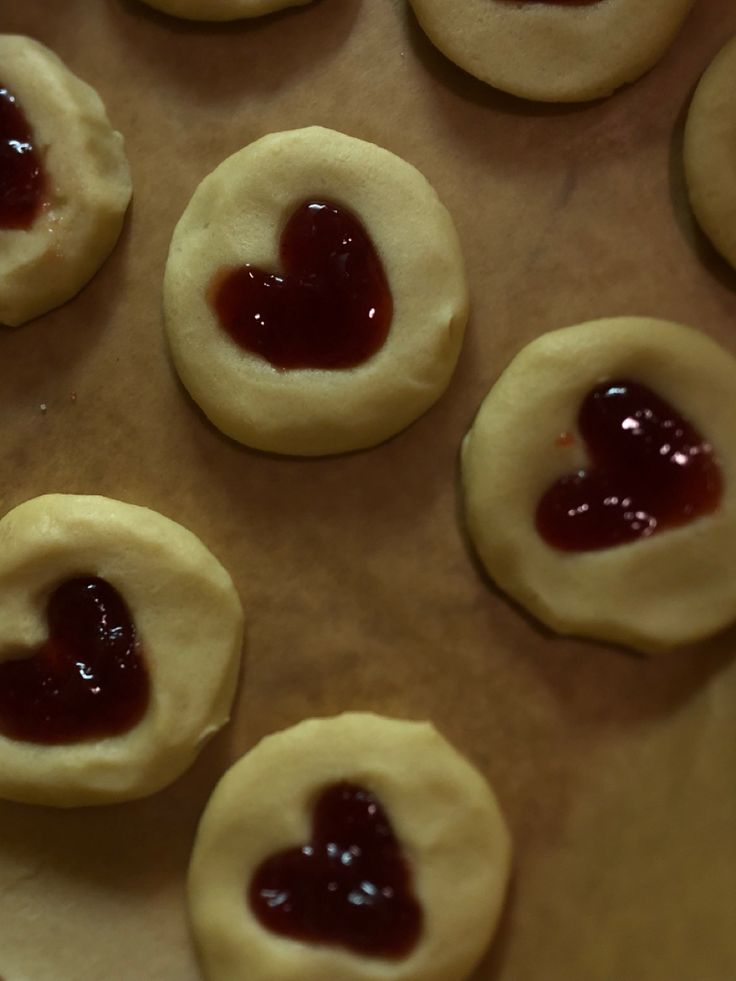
[408,0,694,103]
[136,0,312,19]
[0,494,243,806]
[188,712,511,981]
[462,317,736,653]
[0,36,132,327]
[163,127,468,456]
[684,36,736,271]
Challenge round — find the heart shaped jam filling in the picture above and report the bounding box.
[210,200,392,370]
[0,577,149,744]
[0,84,46,231]
[250,782,422,958]
[536,380,722,551]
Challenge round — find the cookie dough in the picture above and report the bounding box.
[0,35,131,327]
[462,317,736,652]
[136,0,312,19]
[408,0,695,103]
[0,494,243,806]
[163,127,468,456]
[188,712,511,981]
[684,35,736,271]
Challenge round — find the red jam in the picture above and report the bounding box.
[211,200,392,370]
[0,577,149,744]
[0,84,46,230]
[250,782,422,958]
[536,380,722,551]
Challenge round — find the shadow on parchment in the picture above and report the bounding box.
[399,1,607,124]
[453,449,736,733]
[111,0,362,102]
[0,725,232,897]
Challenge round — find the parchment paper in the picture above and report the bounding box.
[0,2,735,979]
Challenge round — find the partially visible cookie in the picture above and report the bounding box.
[188,712,511,981]
[0,35,131,326]
[164,126,468,456]
[462,317,736,652]
[136,0,313,20]
[0,494,244,806]
[408,0,694,103]
[684,36,736,271]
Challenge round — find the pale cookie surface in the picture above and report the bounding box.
[0,494,243,806]
[408,0,694,103]
[462,317,736,652]
[188,712,511,981]
[136,0,312,19]
[164,127,468,456]
[0,35,131,326]
[684,35,736,271]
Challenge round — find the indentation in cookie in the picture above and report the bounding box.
[0,577,149,744]
[536,380,721,551]
[210,200,392,370]
[250,781,422,957]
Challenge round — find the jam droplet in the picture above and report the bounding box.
[0,577,149,744]
[211,200,393,370]
[250,782,422,958]
[0,84,46,230]
[536,380,722,551]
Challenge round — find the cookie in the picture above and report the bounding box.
[462,317,736,652]
[408,0,694,103]
[136,0,313,19]
[0,35,131,326]
[164,127,468,456]
[188,713,511,981]
[0,494,243,806]
[684,35,736,271]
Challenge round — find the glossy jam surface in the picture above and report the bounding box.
[250,782,422,958]
[0,85,45,230]
[536,380,722,551]
[0,577,149,744]
[211,200,392,370]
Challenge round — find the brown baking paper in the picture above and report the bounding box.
[1,1,735,978]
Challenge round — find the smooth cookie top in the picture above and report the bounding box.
[408,0,695,102]
[684,35,736,272]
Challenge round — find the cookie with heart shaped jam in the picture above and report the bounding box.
[0,494,243,806]
[163,127,468,456]
[461,317,736,652]
[188,713,511,981]
[684,36,736,273]
[0,35,131,326]
[135,0,313,18]
[408,0,694,103]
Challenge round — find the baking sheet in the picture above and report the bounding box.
[1,1,735,978]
